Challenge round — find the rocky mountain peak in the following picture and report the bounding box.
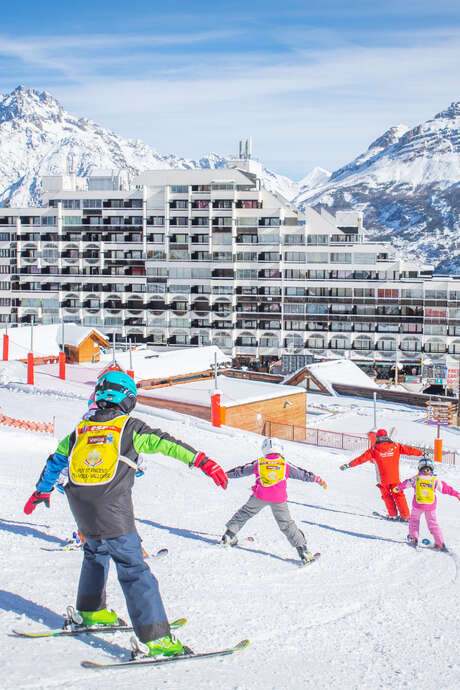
[434,101,460,121]
[0,85,64,125]
[368,124,409,152]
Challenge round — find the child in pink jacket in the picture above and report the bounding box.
[220,437,327,564]
[394,456,460,551]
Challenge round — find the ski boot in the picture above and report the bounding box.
[407,536,418,549]
[297,545,315,565]
[67,605,126,628]
[220,530,238,547]
[131,633,185,658]
[434,542,448,552]
[398,517,409,523]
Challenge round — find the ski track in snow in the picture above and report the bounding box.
[0,386,459,689]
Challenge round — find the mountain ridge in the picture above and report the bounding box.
[1,86,460,272]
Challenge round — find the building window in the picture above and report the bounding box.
[285,252,305,262]
[330,253,352,264]
[354,253,376,264]
[284,320,304,330]
[307,234,328,245]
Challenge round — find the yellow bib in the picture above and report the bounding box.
[415,475,436,505]
[69,415,129,486]
[258,456,286,487]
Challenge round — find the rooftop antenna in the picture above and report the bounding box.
[67,152,75,175]
[247,137,253,159]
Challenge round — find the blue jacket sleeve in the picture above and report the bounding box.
[36,453,68,492]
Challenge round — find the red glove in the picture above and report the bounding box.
[24,490,52,515]
[194,453,228,489]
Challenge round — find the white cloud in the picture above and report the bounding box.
[1,24,460,176]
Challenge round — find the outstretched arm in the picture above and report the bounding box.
[35,435,72,491]
[131,419,227,489]
[289,464,327,489]
[398,444,422,457]
[348,448,374,468]
[394,476,416,492]
[436,479,460,499]
[288,464,316,482]
[227,461,256,479]
[24,435,72,514]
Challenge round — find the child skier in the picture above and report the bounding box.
[220,437,327,564]
[394,456,460,551]
[24,370,228,658]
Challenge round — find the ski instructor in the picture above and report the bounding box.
[340,428,422,521]
[23,370,228,658]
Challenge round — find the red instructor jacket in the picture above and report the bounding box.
[349,437,422,486]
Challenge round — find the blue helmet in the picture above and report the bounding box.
[95,371,137,413]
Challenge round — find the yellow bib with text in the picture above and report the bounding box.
[258,456,286,487]
[415,475,436,505]
[69,415,129,486]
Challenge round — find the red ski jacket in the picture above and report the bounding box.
[349,437,422,486]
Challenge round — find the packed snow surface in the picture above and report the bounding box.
[0,367,459,689]
[115,345,231,382]
[307,359,379,395]
[4,323,107,359]
[140,374,304,407]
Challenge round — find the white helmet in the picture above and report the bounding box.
[418,456,434,473]
[261,437,285,457]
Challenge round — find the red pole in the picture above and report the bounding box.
[211,391,221,427]
[27,352,34,385]
[2,333,8,361]
[59,350,66,380]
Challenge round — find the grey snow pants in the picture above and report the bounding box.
[226,495,306,548]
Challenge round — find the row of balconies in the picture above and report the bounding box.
[168,200,263,209]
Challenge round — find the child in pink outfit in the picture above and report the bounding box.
[395,456,460,550]
[220,437,327,564]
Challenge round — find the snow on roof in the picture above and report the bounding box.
[4,324,108,359]
[139,374,304,408]
[107,345,231,382]
[307,358,379,395]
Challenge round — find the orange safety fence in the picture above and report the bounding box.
[0,413,55,435]
[263,419,368,452]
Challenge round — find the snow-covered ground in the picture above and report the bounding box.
[1,370,460,689]
[305,389,460,455]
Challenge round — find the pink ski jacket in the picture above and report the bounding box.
[396,474,459,510]
[227,455,316,503]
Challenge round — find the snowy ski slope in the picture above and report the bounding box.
[0,384,459,689]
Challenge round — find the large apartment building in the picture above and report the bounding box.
[0,157,459,380]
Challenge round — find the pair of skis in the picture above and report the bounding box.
[372,511,409,523]
[13,615,249,670]
[407,536,449,552]
[41,544,169,560]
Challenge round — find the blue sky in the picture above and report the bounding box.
[1,0,460,179]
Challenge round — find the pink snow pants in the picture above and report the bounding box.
[409,505,444,545]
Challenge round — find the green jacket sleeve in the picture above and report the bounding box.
[131,420,198,466]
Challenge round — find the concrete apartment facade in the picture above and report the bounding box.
[0,157,459,382]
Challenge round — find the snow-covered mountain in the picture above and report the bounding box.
[295,105,460,271]
[0,86,295,207]
[2,86,460,272]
